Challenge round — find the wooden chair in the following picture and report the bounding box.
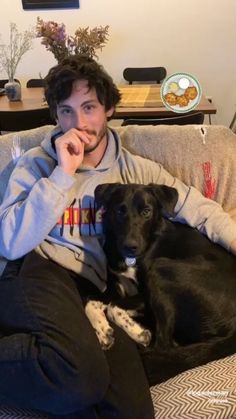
[121,112,204,126]
[123,67,167,84]
[26,79,45,88]
[0,108,55,133]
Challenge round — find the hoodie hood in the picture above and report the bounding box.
[41,125,121,172]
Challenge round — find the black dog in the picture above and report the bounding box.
[90,182,236,384]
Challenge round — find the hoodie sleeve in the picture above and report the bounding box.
[0,149,76,260]
[124,153,236,253]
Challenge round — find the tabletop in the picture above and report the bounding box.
[0,85,217,118]
[0,88,45,111]
[116,84,216,118]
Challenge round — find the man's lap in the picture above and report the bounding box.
[0,251,154,418]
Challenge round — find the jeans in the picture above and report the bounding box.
[0,251,154,419]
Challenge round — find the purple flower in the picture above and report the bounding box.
[36,16,109,61]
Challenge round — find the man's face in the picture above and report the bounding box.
[56,80,114,154]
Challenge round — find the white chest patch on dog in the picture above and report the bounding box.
[122,266,137,283]
[116,267,138,297]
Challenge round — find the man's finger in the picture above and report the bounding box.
[74,129,91,144]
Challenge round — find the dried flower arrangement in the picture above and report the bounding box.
[36,17,109,62]
[0,23,35,81]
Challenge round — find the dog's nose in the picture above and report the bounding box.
[123,240,139,256]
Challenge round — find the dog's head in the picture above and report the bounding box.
[95,183,178,260]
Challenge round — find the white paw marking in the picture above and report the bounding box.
[85,300,114,350]
[107,304,152,347]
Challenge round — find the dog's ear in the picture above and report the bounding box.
[148,184,178,216]
[94,183,121,209]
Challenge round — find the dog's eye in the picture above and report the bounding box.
[141,207,152,217]
[115,205,127,217]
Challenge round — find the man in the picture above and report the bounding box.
[0,56,235,419]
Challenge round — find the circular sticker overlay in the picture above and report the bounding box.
[161,72,202,113]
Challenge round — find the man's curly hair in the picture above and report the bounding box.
[44,55,121,120]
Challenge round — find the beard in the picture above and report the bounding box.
[82,123,108,154]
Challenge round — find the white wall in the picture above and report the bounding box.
[0,0,235,126]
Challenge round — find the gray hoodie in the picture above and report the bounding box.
[0,126,235,290]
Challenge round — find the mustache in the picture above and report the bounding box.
[77,128,97,136]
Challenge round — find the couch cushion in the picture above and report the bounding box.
[117,124,236,213]
[150,354,236,418]
[0,406,48,418]
[0,125,54,204]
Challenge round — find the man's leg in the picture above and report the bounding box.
[49,325,154,419]
[49,407,98,419]
[0,251,110,414]
[96,325,155,419]
[0,251,154,418]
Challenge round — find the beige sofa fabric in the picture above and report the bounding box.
[116,125,236,213]
[0,125,53,204]
[151,354,236,418]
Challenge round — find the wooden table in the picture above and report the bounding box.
[0,88,52,132]
[0,85,217,118]
[116,84,216,118]
[0,88,45,111]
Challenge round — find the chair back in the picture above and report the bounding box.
[123,67,167,84]
[229,111,236,133]
[26,79,45,88]
[121,112,205,126]
[0,79,21,88]
[0,108,55,133]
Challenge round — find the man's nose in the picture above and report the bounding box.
[74,111,87,129]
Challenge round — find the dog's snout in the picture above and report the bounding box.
[123,239,139,256]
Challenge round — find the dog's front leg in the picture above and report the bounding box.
[107,304,152,347]
[85,300,115,350]
[149,290,176,348]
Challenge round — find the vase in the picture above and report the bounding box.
[4,79,22,101]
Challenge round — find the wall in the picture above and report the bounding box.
[0,0,235,126]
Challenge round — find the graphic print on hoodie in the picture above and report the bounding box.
[57,196,104,237]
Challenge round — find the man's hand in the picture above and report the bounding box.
[230,239,236,256]
[55,129,90,176]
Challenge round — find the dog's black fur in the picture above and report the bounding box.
[94,182,236,385]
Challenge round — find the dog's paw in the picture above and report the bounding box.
[85,300,115,350]
[85,300,114,350]
[137,329,152,347]
[97,326,115,350]
[107,304,152,347]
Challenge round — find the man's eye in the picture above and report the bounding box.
[84,104,95,112]
[61,108,72,115]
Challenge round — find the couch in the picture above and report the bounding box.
[0,124,236,418]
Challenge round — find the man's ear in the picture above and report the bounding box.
[106,107,115,120]
[94,183,120,209]
[148,184,178,216]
